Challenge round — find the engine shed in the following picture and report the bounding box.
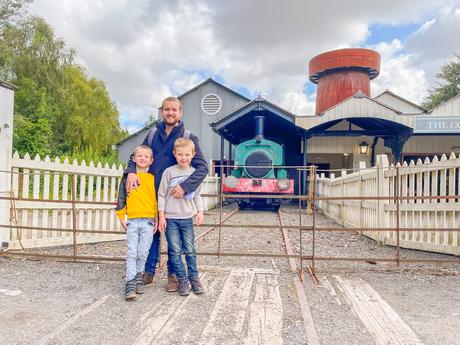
[210,96,310,195]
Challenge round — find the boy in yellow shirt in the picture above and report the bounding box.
[116,145,157,301]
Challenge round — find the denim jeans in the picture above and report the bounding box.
[144,231,175,275]
[165,218,198,280]
[125,218,154,282]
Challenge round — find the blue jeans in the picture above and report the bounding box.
[125,218,154,282]
[144,231,175,275]
[165,218,198,280]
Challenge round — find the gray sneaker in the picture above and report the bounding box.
[177,278,190,296]
[135,273,145,294]
[125,279,136,301]
[189,276,204,294]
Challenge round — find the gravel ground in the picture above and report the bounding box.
[1,203,459,345]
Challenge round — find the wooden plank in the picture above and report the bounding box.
[199,271,254,345]
[94,168,102,234]
[87,167,94,232]
[21,167,30,240]
[32,167,40,240]
[134,273,211,345]
[61,167,69,239]
[102,172,109,232]
[42,159,50,239]
[11,156,123,177]
[52,161,60,239]
[335,276,423,345]
[243,274,283,345]
[78,164,86,238]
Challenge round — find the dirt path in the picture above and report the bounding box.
[0,205,458,344]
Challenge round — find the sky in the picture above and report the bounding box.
[30,0,460,133]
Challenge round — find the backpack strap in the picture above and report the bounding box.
[147,126,190,147]
[146,127,157,147]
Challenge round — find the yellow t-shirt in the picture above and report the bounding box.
[116,172,157,220]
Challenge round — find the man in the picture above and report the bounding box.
[124,96,208,292]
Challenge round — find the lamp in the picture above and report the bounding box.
[359,141,369,155]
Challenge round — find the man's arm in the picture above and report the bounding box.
[115,177,128,229]
[122,134,150,176]
[179,135,209,194]
[122,133,152,192]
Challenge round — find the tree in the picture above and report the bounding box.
[144,113,161,127]
[0,15,128,159]
[424,54,460,109]
[0,0,31,28]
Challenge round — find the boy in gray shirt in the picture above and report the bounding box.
[158,138,204,295]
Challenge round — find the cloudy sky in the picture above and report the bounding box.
[31,0,460,133]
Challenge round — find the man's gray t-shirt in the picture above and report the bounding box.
[157,164,203,219]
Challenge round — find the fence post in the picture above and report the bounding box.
[376,155,389,245]
[358,161,366,230]
[0,84,15,248]
[340,169,347,226]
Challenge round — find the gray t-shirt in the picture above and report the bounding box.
[157,164,203,219]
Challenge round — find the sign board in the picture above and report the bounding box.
[414,116,460,133]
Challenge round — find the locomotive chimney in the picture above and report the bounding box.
[308,48,380,115]
[254,115,265,143]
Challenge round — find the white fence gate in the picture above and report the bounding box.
[316,154,460,256]
[5,152,219,249]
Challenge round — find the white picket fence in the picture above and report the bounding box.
[5,152,219,249]
[316,154,460,256]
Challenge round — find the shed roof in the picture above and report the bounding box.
[374,89,427,113]
[296,92,417,133]
[210,96,307,144]
[116,77,249,145]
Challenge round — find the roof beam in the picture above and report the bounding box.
[307,130,394,137]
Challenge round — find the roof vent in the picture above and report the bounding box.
[354,91,365,98]
[201,93,222,115]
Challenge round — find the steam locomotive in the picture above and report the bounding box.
[222,115,294,208]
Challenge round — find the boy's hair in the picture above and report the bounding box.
[161,96,182,111]
[133,144,153,158]
[174,138,195,153]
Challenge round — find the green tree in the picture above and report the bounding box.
[0,14,128,161]
[0,0,31,28]
[13,114,52,156]
[424,54,460,109]
[144,113,160,127]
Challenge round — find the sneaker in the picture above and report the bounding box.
[189,276,204,294]
[166,274,179,292]
[135,273,145,294]
[177,278,190,296]
[125,279,136,301]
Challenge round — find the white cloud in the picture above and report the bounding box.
[30,0,460,129]
[372,40,428,103]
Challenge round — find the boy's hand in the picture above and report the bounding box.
[126,173,140,193]
[158,215,167,233]
[119,219,127,231]
[196,211,204,226]
[171,185,185,198]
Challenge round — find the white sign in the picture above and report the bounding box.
[414,116,460,133]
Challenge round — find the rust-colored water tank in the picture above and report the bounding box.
[309,48,380,114]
